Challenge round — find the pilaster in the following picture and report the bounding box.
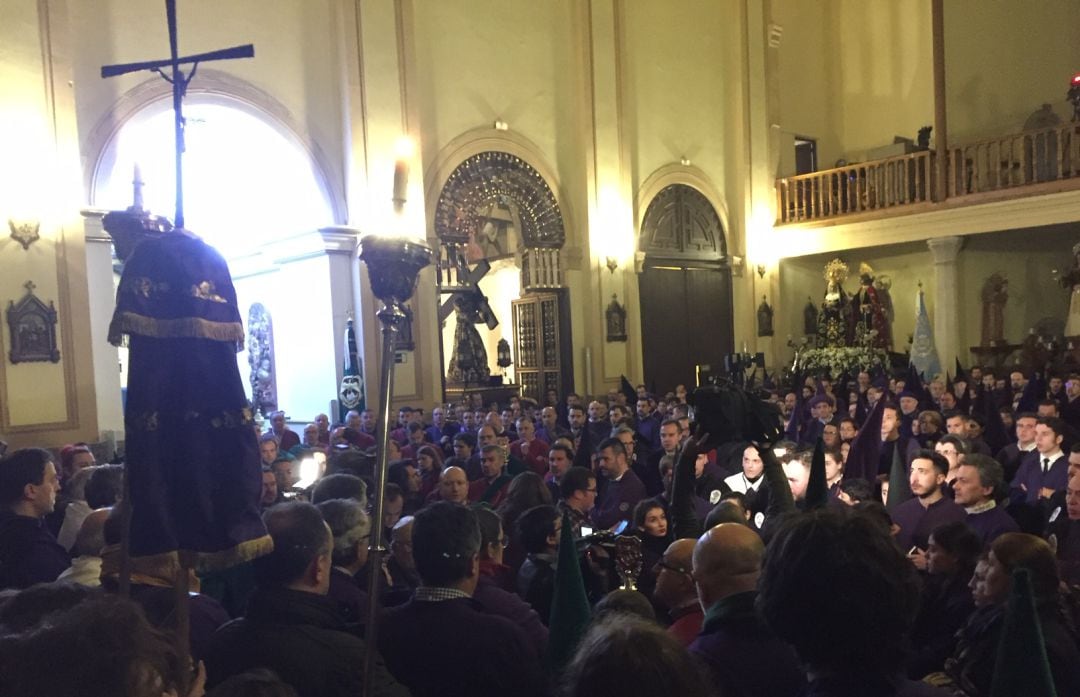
[927,235,964,369]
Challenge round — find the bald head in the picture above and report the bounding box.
[693,523,764,608]
[439,466,469,504]
[665,538,697,570]
[73,508,111,558]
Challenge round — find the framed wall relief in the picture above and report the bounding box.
[606,293,628,342]
[6,281,60,364]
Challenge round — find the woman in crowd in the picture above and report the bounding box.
[630,497,672,601]
[938,532,1080,696]
[497,472,553,576]
[414,445,443,501]
[386,460,423,515]
[907,521,981,678]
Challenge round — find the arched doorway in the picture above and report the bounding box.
[638,184,733,394]
[432,151,571,404]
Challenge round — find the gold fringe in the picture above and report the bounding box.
[100,534,274,580]
[109,312,244,345]
[185,534,274,574]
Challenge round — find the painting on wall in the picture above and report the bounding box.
[6,281,60,364]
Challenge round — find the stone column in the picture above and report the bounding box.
[81,209,124,444]
[927,236,964,369]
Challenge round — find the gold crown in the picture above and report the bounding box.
[823,258,849,283]
[859,262,874,276]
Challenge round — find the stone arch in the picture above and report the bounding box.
[83,69,344,224]
[639,183,727,261]
[433,151,566,249]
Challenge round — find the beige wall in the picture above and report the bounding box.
[773,0,933,172]
[944,0,1080,142]
[0,0,98,448]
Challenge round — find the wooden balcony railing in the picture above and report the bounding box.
[777,151,933,224]
[947,124,1080,197]
[776,124,1080,224]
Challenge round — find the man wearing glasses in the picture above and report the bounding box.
[652,538,701,647]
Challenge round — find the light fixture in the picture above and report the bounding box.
[605,256,619,274]
[493,119,508,131]
[680,157,691,166]
[756,263,766,279]
[392,136,415,207]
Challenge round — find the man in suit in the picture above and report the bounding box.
[1011,416,1069,505]
[378,502,545,697]
[996,412,1038,483]
[592,437,647,530]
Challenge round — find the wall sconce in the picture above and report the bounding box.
[756,263,766,279]
[605,256,619,274]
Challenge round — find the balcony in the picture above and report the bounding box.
[776,124,1080,225]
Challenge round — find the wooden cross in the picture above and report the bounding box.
[101,0,254,229]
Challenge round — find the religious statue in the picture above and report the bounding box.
[447,292,492,385]
[850,263,892,350]
[757,296,774,337]
[817,259,851,348]
[803,297,819,337]
[246,303,277,416]
[1061,242,1080,337]
[980,272,1008,346]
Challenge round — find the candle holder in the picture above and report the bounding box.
[359,233,432,694]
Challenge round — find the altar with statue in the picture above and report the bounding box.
[792,259,893,378]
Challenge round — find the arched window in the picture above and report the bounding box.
[92,97,334,259]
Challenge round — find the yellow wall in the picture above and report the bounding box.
[773,0,933,171]
[0,0,98,447]
[944,0,1080,142]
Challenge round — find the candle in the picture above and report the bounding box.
[392,137,414,205]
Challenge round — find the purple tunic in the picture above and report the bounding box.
[966,504,1019,547]
[891,496,967,551]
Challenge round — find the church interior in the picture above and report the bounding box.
[3,0,1080,451]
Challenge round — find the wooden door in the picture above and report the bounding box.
[639,263,733,395]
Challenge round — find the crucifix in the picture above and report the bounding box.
[101,0,254,229]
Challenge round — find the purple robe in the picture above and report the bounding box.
[966,504,1019,547]
[891,496,967,551]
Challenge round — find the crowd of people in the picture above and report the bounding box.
[1,367,1080,697]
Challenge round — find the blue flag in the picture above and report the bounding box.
[338,319,365,423]
[910,286,941,381]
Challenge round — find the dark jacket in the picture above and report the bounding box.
[378,596,545,697]
[0,511,70,590]
[906,573,975,679]
[327,566,369,626]
[517,551,556,625]
[689,591,805,697]
[204,586,409,697]
[473,572,548,660]
[946,600,1080,697]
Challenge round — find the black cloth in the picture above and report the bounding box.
[111,232,269,569]
[800,674,948,697]
[327,566,368,625]
[128,583,230,662]
[205,586,408,697]
[517,552,556,624]
[0,511,69,590]
[689,591,805,697]
[946,600,1080,697]
[907,573,975,679]
[379,596,545,697]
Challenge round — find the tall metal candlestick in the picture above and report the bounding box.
[359,234,432,696]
